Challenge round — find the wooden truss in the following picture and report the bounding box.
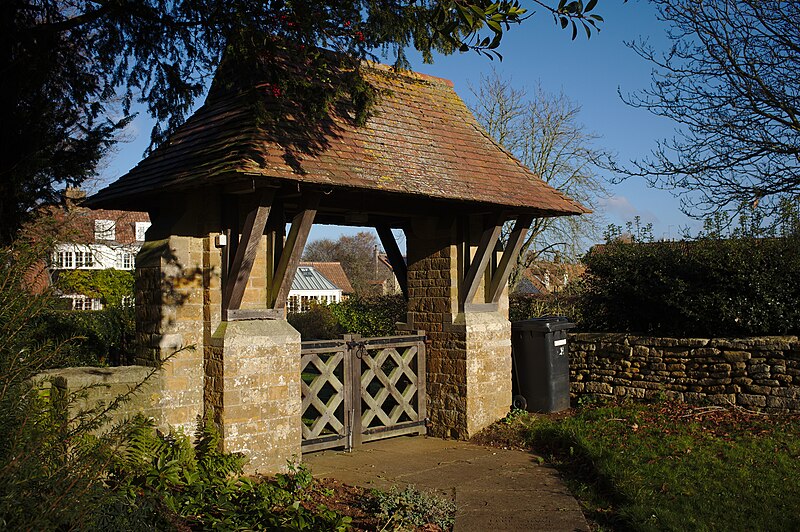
[222,188,320,321]
[460,213,533,311]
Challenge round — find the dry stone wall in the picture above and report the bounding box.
[570,333,800,412]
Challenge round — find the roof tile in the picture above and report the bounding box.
[89,63,589,216]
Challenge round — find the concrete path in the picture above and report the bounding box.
[304,436,589,532]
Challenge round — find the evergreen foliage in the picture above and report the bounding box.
[288,294,407,339]
[580,235,800,337]
[329,294,407,338]
[2,0,606,242]
[34,307,136,367]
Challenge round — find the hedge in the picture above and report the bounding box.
[579,237,800,337]
[288,294,407,340]
[32,307,136,366]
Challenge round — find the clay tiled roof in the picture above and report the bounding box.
[299,262,354,294]
[89,63,588,216]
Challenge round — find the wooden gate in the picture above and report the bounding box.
[300,332,427,453]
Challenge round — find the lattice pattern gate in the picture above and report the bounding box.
[300,332,427,453]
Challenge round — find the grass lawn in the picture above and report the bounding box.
[476,399,800,531]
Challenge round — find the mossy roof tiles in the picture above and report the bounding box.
[89,64,588,216]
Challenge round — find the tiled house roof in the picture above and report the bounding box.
[88,63,588,217]
[299,262,354,294]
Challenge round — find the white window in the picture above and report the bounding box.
[74,250,94,269]
[121,295,134,307]
[134,221,151,242]
[55,251,74,269]
[118,251,134,270]
[288,295,299,313]
[69,296,103,311]
[95,219,116,241]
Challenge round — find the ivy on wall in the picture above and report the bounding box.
[55,269,134,308]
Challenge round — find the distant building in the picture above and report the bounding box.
[513,260,586,295]
[287,262,353,313]
[45,188,150,310]
[373,246,402,295]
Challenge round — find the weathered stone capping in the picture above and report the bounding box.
[569,333,800,412]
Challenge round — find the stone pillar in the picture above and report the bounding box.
[135,195,302,473]
[135,236,207,433]
[208,319,301,474]
[406,219,513,439]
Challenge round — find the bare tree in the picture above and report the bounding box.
[303,231,380,295]
[468,70,609,288]
[618,0,800,217]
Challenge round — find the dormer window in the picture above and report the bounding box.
[134,221,151,241]
[94,219,116,241]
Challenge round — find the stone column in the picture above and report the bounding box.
[135,236,207,433]
[406,219,513,439]
[208,319,301,474]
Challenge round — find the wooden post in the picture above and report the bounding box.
[349,334,364,449]
[222,188,275,320]
[269,191,321,310]
[487,214,533,304]
[461,214,504,308]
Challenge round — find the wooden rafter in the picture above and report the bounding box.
[461,214,504,308]
[375,224,408,300]
[269,191,321,310]
[222,188,276,319]
[487,214,533,304]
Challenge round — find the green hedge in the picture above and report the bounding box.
[580,237,800,337]
[288,294,407,340]
[33,307,136,366]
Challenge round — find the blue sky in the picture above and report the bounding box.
[97,1,700,246]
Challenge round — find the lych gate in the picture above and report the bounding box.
[88,62,586,473]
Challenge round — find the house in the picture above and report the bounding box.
[513,260,586,295]
[287,262,353,312]
[46,188,151,309]
[373,246,402,295]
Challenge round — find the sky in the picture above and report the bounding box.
[97,1,702,248]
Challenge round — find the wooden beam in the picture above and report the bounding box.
[222,188,275,319]
[269,191,321,309]
[375,224,408,300]
[461,214,504,307]
[487,214,533,304]
[227,308,285,321]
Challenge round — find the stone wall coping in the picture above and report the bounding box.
[570,332,799,350]
[39,365,154,386]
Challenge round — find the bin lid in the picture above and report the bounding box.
[511,317,576,333]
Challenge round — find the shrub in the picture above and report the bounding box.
[32,307,136,366]
[104,418,352,531]
[0,243,139,530]
[370,485,456,530]
[580,237,800,336]
[329,294,407,337]
[288,304,344,340]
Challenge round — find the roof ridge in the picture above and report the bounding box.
[364,61,455,88]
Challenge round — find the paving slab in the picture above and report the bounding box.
[304,435,588,532]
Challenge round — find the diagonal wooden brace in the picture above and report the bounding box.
[222,188,276,319]
[376,224,408,299]
[270,191,321,309]
[487,214,534,304]
[461,214,504,307]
